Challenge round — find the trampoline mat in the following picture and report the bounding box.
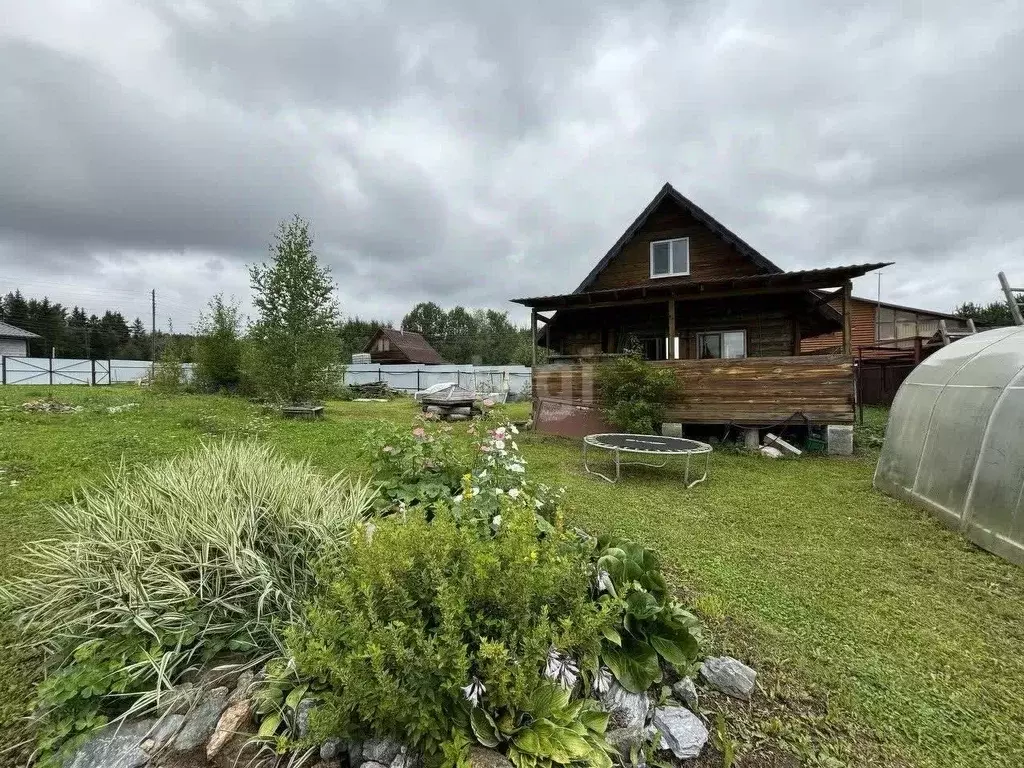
[584,434,711,454]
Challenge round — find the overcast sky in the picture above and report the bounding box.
[2,0,1023,331]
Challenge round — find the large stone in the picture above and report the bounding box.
[359,762,390,768]
[67,720,157,768]
[174,686,230,751]
[362,737,404,765]
[228,671,255,702]
[320,738,343,760]
[604,726,646,761]
[296,698,316,738]
[467,746,514,768]
[599,681,650,730]
[206,699,253,759]
[759,445,783,459]
[699,656,757,701]
[652,706,708,760]
[672,678,699,711]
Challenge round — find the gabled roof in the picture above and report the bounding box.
[364,327,446,364]
[573,182,784,293]
[0,321,40,339]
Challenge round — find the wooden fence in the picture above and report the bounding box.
[533,355,854,428]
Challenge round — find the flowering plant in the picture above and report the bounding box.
[360,417,466,511]
[451,422,565,535]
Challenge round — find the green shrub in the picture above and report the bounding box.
[591,536,702,692]
[286,507,610,762]
[1,441,375,764]
[595,352,677,434]
[150,336,188,393]
[193,293,244,391]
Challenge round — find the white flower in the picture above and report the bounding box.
[495,488,504,494]
[510,463,525,474]
[535,499,543,509]
[461,677,486,707]
[596,570,614,593]
[494,427,507,438]
[511,441,519,451]
[477,469,488,480]
[492,514,502,527]
[544,647,579,689]
[471,487,480,496]
[453,493,464,503]
[592,667,613,695]
[508,488,520,499]
[510,424,519,435]
[494,439,506,450]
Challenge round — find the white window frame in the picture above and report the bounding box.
[697,329,747,360]
[649,237,690,279]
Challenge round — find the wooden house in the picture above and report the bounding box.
[511,183,888,433]
[800,295,971,360]
[363,327,445,365]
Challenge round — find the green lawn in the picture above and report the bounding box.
[1,387,1022,767]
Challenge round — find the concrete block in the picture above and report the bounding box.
[661,422,683,438]
[764,432,802,457]
[826,425,854,456]
[743,428,760,450]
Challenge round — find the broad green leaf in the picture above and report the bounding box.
[470,708,501,748]
[284,684,309,712]
[257,713,282,738]
[602,640,662,693]
[580,708,610,734]
[601,625,623,647]
[512,727,541,755]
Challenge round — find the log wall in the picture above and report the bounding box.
[533,355,854,426]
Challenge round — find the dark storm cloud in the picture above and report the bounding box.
[1,0,1023,328]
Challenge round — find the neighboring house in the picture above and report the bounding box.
[511,183,888,433]
[363,327,446,365]
[801,295,972,358]
[0,321,40,357]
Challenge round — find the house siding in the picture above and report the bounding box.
[801,298,876,353]
[588,198,766,291]
[0,338,28,357]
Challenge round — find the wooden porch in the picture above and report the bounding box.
[533,355,855,427]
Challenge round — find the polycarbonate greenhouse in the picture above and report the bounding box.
[874,326,1024,565]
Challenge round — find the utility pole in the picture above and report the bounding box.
[151,289,157,375]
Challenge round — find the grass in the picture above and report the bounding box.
[2,387,1023,767]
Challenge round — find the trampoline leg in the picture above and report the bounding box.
[583,442,618,484]
[685,452,710,489]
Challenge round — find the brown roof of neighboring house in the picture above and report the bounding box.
[0,321,41,339]
[364,327,446,364]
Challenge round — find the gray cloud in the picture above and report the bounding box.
[2,0,1023,330]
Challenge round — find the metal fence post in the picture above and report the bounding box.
[108,359,113,386]
[91,359,96,386]
[1,356,5,385]
[49,354,54,386]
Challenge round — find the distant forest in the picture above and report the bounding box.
[1,291,534,366]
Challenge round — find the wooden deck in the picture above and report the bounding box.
[532,354,854,427]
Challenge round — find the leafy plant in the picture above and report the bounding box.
[1,441,374,760]
[591,536,702,693]
[151,333,189,393]
[595,352,677,434]
[245,215,341,404]
[360,417,466,510]
[286,507,609,759]
[193,293,245,392]
[461,681,614,768]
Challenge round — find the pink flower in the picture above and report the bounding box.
[482,398,495,407]
[413,427,426,438]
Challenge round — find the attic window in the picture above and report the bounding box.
[650,238,690,278]
[375,337,390,352]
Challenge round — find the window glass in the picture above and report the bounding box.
[698,333,722,359]
[651,242,671,275]
[670,239,689,275]
[722,331,746,358]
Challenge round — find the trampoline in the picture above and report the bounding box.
[582,434,712,487]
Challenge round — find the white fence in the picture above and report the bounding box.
[0,356,195,386]
[0,356,528,393]
[345,364,532,395]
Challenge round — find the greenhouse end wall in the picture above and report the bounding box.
[874,326,1024,566]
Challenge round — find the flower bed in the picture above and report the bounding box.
[2,417,733,768]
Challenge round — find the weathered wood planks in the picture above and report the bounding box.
[533,355,855,424]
